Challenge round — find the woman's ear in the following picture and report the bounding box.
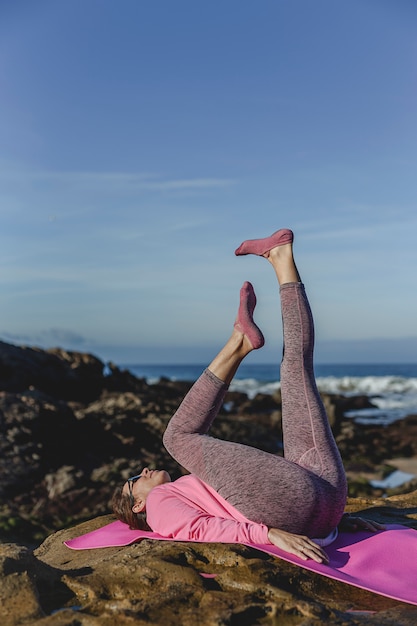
[132,500,145,514]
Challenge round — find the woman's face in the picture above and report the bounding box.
[123,467,171,510]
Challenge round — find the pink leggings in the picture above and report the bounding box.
[163,282,347,537]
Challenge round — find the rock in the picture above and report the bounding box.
[337,414,417,473]
[0,493,416,625]
[0,390,83,495]
[0,341,106,402]
[44,466,85,499]
[321,393,376,435]
[0,543,46,625]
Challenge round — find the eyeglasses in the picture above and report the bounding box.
[127,474,142,507]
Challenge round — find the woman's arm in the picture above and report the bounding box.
[146,492,270,545]
[338,514,386,533]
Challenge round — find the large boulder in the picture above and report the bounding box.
[0,341,105,401]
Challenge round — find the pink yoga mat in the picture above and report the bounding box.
[65,521,417,606]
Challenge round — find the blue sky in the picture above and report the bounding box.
[1,0,417,364]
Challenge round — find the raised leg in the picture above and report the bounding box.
[239,230,346,489]
[163,281,263,472]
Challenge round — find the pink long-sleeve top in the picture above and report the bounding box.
[146,474,270,545]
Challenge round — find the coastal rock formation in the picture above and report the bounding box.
[0,492,416,625]
[0,340,105,401]
[1,340,417,624]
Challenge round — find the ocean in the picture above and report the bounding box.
[125,363,417,426]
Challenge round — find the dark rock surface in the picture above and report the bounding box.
[1,340,417,624]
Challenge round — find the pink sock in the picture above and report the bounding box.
[234,282,265,349]
[235,228,293,256]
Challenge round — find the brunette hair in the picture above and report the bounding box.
[111,485,151,531]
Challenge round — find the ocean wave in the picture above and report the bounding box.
[315,375,417,396]
[230,375,417,398]
[229,375,417,424]
[229,378,280,399]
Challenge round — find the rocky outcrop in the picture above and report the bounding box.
[1,340,417,623]
[0,492,415,625]
[0,341,105,401]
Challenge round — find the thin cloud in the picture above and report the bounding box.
[149,178,236,190]
[0,168,236,192]
[1,328,87,348]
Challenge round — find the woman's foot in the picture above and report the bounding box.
[235,228,294,257]
[235,229,300,284]
[234,281,265,349]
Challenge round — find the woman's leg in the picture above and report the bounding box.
[247,232,346,491]
[163,281,263,476]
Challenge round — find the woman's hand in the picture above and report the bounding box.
[267,528,329,564]
[339,515,386,533]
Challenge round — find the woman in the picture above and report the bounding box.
[112,228,383,564]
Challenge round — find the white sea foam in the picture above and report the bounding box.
[231,375,417,398]
[315,375,417,396]
[229,375,417,424]
[316,376,417,424]
[229,378,280,399]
